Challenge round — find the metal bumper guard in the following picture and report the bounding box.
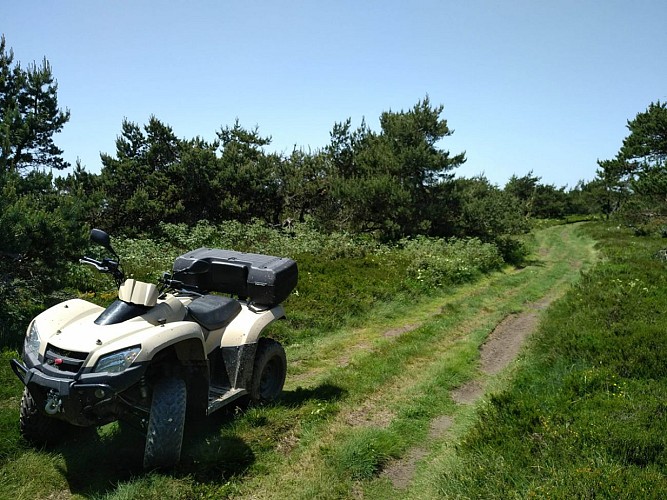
[10,357,147,426]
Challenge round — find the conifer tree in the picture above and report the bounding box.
[0,35,70,172]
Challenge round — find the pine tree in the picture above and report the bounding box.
[0,35,70,172]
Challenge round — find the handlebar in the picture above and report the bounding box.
[80,256,124,286]
[79,256,108,272]
[159,272,203,297]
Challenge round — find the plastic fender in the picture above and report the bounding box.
[220,304,285,347]
[31,299,104,357]
[86,321,206,368]
[140,295,187,325]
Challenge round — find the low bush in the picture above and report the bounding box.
[3,220,517,350]
[399,236,504,289]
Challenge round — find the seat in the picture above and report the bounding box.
[187,295,241,331]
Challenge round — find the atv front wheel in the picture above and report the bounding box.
[143,377,187,469]
[19,387,68,446]
[19,387,95,447]
[250,338,287,403]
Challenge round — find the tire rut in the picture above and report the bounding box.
[232,225,596,498]
[381,248,588,490]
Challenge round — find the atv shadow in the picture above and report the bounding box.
[280,382,346,407]
[54,382,344,496]
[52,424,144,495]
[54,411,255,497]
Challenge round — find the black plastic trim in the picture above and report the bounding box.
[95,300,151,325]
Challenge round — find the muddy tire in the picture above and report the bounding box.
[250,338,287,403]
[143,377,187,469]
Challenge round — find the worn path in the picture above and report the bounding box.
[230,224,597,499]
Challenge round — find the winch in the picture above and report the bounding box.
[44,390,62,415]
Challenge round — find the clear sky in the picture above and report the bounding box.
[2,0,666,188]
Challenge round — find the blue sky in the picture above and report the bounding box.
[2,1,666,188]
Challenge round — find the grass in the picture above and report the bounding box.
[215,223,596,498]
[410,222,667,498]
[0,223,601,498]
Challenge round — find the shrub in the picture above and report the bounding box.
[399,236,503,289]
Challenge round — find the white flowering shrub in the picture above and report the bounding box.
[399,236,503,289]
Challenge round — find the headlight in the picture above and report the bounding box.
[24,322,41,357]
[94,346,141,374]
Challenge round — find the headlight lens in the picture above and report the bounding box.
[94,346,141,374]
[24,322,41,357]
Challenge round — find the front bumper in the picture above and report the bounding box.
[11,353,148,427]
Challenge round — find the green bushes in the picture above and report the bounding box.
[2,220,517,350]
[157,220,512,344]
[0,213,522,350]
[0,170,88,348]
[399,236,503,288]
[158,219,380,259]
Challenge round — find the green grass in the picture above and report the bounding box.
[220,223,596,498]
[0,223,600,499]
[414,222,667,498]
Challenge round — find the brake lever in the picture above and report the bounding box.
[79,257,107,272]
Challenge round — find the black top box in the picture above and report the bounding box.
[172,248,298,307]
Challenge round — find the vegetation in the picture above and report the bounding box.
[0,35,70,173]
[0,34,584,348]
[597,100,667,227]
[0,35,85,345]
[0,222,595,499]
[426,222,667,498]
[2,33,667,499]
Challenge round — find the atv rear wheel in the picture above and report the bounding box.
[250,338,287,403]
[19,387,69,446]
[143,377,187,469]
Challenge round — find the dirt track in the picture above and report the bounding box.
[229,224,596,499]
[379,294,558,488]
[380,255,586,489]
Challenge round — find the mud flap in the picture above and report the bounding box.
[221,343,257,389]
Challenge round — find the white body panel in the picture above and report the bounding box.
[219,304,285,348]
[32,293,284,369]
[32,296,204,369]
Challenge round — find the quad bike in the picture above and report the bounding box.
[10,229,297,469]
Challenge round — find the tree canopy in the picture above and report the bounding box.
[0,35,70,172]
[596,101,667,222]
[620,101,667,170]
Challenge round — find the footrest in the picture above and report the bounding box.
[206,386,247,415]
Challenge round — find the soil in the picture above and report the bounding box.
[450,378,485,404]
[383,323,419,338]
[480,307,539,375]
[379,416,454,488]
[382,293,559,489]
[380,446,429,489]
[337,342,372,368]
[345,397,395,428]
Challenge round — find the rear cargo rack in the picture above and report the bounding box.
[172,248,298,307]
